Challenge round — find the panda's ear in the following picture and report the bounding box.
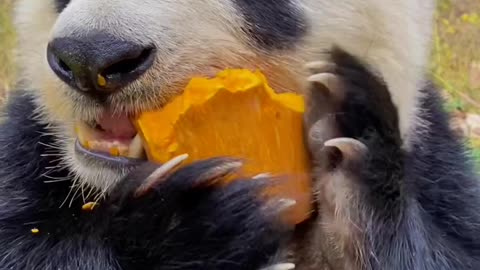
[54,0,71,13]
[232,0,307,50]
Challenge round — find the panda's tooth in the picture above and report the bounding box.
[117,145,129,156]
[75,123,89,146]
[127,133,145,159]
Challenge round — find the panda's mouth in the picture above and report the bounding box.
[74,111,147,164]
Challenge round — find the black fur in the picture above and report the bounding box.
[298,48,480,269]
[233,0,307,50]
[0,91,288,269]
[54,0,70,13]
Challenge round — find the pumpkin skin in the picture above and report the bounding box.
[134,69,313,225]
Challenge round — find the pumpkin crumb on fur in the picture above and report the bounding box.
[82,202,98,211]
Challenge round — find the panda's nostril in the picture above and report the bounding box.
[58,58,72,74]
[99,47,156,90]
[102,48,155,77]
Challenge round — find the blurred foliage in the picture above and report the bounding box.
[431,0,480,113]
[0,0,16,101]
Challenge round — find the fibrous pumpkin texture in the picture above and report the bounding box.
[134,69,312,224]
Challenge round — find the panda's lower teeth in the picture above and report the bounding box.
[76,122,146,159]
[81,134,145,159]
[87,140,130,156]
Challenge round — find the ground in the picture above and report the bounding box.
[0,0,479,165]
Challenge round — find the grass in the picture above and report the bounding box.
[0,1,479,164]
[431,0,480,113]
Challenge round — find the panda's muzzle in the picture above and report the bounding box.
[46,33,156,99]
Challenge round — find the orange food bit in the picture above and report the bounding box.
[82,202,98,211]
[109,147,120,157]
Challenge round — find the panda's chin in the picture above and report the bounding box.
[70,139,143,192]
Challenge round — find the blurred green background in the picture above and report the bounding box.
[1,0,479,165]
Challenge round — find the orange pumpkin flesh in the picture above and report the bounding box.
[133,69,313,225]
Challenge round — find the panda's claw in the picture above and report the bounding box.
[190,158,244,187]
[324,137,368,164]
[262,198,297,217]
[307,73,345,102]
[308,73,339,90]
[277,198,297,210]
[304,61,336,73]
[135,154,189,197]
[253,173,273,179]
[307,117,338,154]
[261,263,296,270]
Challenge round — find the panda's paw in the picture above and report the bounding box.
[305,48,402,147]
[105,157,291,269]
[305,47,403,164]
[304,48,405,212]
[304,60,344,160]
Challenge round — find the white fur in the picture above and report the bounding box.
[14,0,435,191]
[299,0,435,143]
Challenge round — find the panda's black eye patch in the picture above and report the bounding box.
[233,0,307,50]
[55,0,71,13]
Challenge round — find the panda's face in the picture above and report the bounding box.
[14,0,314,191]
[14,0,434,192]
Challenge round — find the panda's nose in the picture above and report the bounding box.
[46,34,156,96]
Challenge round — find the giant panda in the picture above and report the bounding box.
[2,0,480,269]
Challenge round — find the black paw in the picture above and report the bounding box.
[304,47,405,210]
[103,157,291,270]
[304,47,403,166]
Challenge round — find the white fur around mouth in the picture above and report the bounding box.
[75,121,146,160]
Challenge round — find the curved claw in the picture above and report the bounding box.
[308,73,341,92]
[307,73,346,104]
[135,154,189,197]
[308,117,338,147]
[191,158,244,188]
[304,61,336,73]
[261,263,296,270]
[253,173,272,179]
[262,198,297,217]
[324,138,368,164]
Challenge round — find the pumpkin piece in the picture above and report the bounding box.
[133,69,313,225]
